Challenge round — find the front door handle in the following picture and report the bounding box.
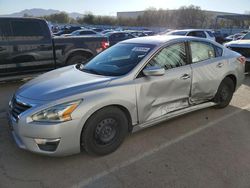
[180,74,190,80]
[217,62,224,68]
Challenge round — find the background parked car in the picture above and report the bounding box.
[104,31,135,46]
[224,32,250,72]
[92,28,104,33]
[0,17,109,81]
[125,30,148,37]
[101,29,114,35]
[53,26,82,36]
[101,30,114,35]
[166,29,216,41]
[225,33,244,42]
[62,29,99,37]
[143,30,156,36]
[212,31,228,44]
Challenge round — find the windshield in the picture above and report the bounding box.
[242,32,250,40]
[80,43,155,76]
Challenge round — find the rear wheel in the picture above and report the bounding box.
[81,107,128,155]
[213,78,234,108]
[67,54,88,65]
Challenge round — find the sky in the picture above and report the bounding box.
[0,0,250,16]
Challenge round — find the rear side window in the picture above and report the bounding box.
[190,41,215,63]
[0,22,3,40]
[206,31,214,37]
[188,31,206,38]
[0,20,11,39]
[118,33,126,39]
[214,45,223,57]
[125,33,134,39]
[110,33,119,40]
[147,42,187,70]
[10,20,44,40]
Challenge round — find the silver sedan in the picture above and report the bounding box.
[8,36,245,156]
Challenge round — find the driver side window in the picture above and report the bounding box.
[147,42,187,70]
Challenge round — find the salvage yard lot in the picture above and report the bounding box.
[0,76,250,188]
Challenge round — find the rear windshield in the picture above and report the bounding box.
[80,43,155,76]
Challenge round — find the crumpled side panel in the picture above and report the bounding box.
[190,58,228,103]
[135,68,191,123]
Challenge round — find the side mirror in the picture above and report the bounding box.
[143,66,165,76]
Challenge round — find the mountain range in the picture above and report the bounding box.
[0,8,84,19]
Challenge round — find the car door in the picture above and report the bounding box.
[7,19,54,76]
[189,40,225,104]
[0,19,11,77]
[135,42,192,123]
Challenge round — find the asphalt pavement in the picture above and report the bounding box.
[0,76,250,188]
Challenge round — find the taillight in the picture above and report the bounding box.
[237,56,246,64]
[101,41,109,49]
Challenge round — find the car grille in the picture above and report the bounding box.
[10,97,31,121]
[229,47,250,58]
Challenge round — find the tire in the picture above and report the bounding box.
[245,62,250,73]
[67,54,87,65]
[213,77,234,109]
[81,107,128,155]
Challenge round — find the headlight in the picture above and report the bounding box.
[31,100,82,123]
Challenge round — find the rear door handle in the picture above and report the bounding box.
[180,74,190,80]
[217,62,224,68]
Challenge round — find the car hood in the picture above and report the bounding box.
[225,40,250,48]
[16,66,113,101]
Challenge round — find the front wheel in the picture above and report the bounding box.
[81,107,128,155]
[213,78,234,108]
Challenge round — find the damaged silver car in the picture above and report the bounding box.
[8,36,245,156]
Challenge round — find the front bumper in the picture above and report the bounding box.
[8,112,82,156]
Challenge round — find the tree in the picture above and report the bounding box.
[175,5,208,28]
[83,13,95,24]
[23,13,32,17]
[43,12,70,24]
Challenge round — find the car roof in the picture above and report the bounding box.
[125,30,144,32]
[120,35,219,46]
[104,31,132,35]
[172,29,211,32]
[74,29,95,32]
[0,17,46,22]
[107,31,129,33]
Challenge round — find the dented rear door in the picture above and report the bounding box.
[189,41,225,104]
[135,42,192,123]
